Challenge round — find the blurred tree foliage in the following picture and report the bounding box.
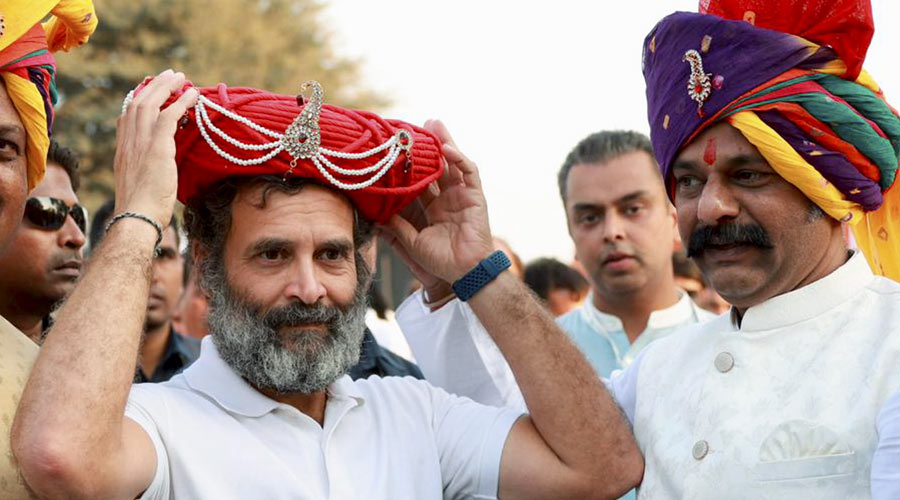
[51,0,386,212]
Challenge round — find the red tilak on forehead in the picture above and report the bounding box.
[703,137,717,166]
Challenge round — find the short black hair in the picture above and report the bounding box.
[523,257,589,301]
[167,216,181,250]
[89,198,180,254]
[557,130,657,205]
[89,199,116,252]
[47,140,81,192]
[182,249,193,287]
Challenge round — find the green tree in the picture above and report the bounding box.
[52,0,386,212]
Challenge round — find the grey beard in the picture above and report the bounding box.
[205,267,367,395]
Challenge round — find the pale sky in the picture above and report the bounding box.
[325,0,900,264]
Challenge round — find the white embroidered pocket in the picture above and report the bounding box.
[754,420,857,482]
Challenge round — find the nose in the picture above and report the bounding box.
[602,212,626,243]
[696,177,740,225]
[58,213,86,251]
[284,258,327,305]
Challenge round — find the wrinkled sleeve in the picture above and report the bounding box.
[425,382,523,500]
[125,384,171,500]
[605,350,644,426]
[872,382,900,499]
[395,290,526,411]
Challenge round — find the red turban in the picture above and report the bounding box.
[137,80,444,224]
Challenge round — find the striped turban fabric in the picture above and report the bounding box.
[643,0,900,280]
[0,0,97,190]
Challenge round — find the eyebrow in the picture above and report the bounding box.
[571,202,603,213]
[571,190,649,212]
[671,159,700,174]
[247,237,293,257]
[0,124,25,135]
[672,153,768,173]
[616,190,651,204]
[0,124,25,144]
[319,238,354,256]
[723,153,769,169]
[246,237,355,257]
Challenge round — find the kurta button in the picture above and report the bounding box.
[692,440,709,460]
[714,352,734,373]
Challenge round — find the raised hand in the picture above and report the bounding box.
[384,120,495,284]
[114,69,198,226]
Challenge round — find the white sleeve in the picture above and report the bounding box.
[395,290,526,411]
[124,385,171,500]
[425,383,523,500]
[605,350,644,426]
[872,380,900,499]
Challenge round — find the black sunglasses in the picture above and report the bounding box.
[24,197,88,234]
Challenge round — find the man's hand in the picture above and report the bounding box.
[11,69,197,500]
[384,120,495,284]
[114,69,198,226]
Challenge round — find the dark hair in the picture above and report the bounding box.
[184,176,375,290]
[89,198,180,254]
[168,216,181,249]
[47,140,81,191]
[557,130,657,205]
[182,249,193,287]
[523,257,589,301]
[366,282,389,319]
[89,198,116,251]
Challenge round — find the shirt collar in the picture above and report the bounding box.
[582,290,696,330]
[734,251,872,332]
[183,336,364,418]
[647,290,698,329]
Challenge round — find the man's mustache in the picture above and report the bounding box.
[687,223,774,258]
[261,301,340,330]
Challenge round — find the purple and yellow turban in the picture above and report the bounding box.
[643,0,900,281]
[0,0,97,190]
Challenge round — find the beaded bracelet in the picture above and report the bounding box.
[104,212,163,256]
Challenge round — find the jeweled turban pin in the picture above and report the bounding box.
[683,49,713,117]
[126,81,412,191]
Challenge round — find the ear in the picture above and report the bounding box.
[667,201,681,246]
[359,237,377,274]
[191,241,210,296]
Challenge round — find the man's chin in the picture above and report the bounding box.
[595,271,646,295]
[704,268,768,305]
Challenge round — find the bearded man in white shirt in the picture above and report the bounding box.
[12,72,641,500]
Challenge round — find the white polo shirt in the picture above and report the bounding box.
[126,337,521,500]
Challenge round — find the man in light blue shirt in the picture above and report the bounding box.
[556,131,714,378]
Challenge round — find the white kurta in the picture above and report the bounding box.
[630,252,900,499]
[395,251,900,498]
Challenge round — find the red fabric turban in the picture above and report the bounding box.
[138,80,444,224]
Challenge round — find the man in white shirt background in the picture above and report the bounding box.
[392,1,900,498]
[396,130,714,411]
